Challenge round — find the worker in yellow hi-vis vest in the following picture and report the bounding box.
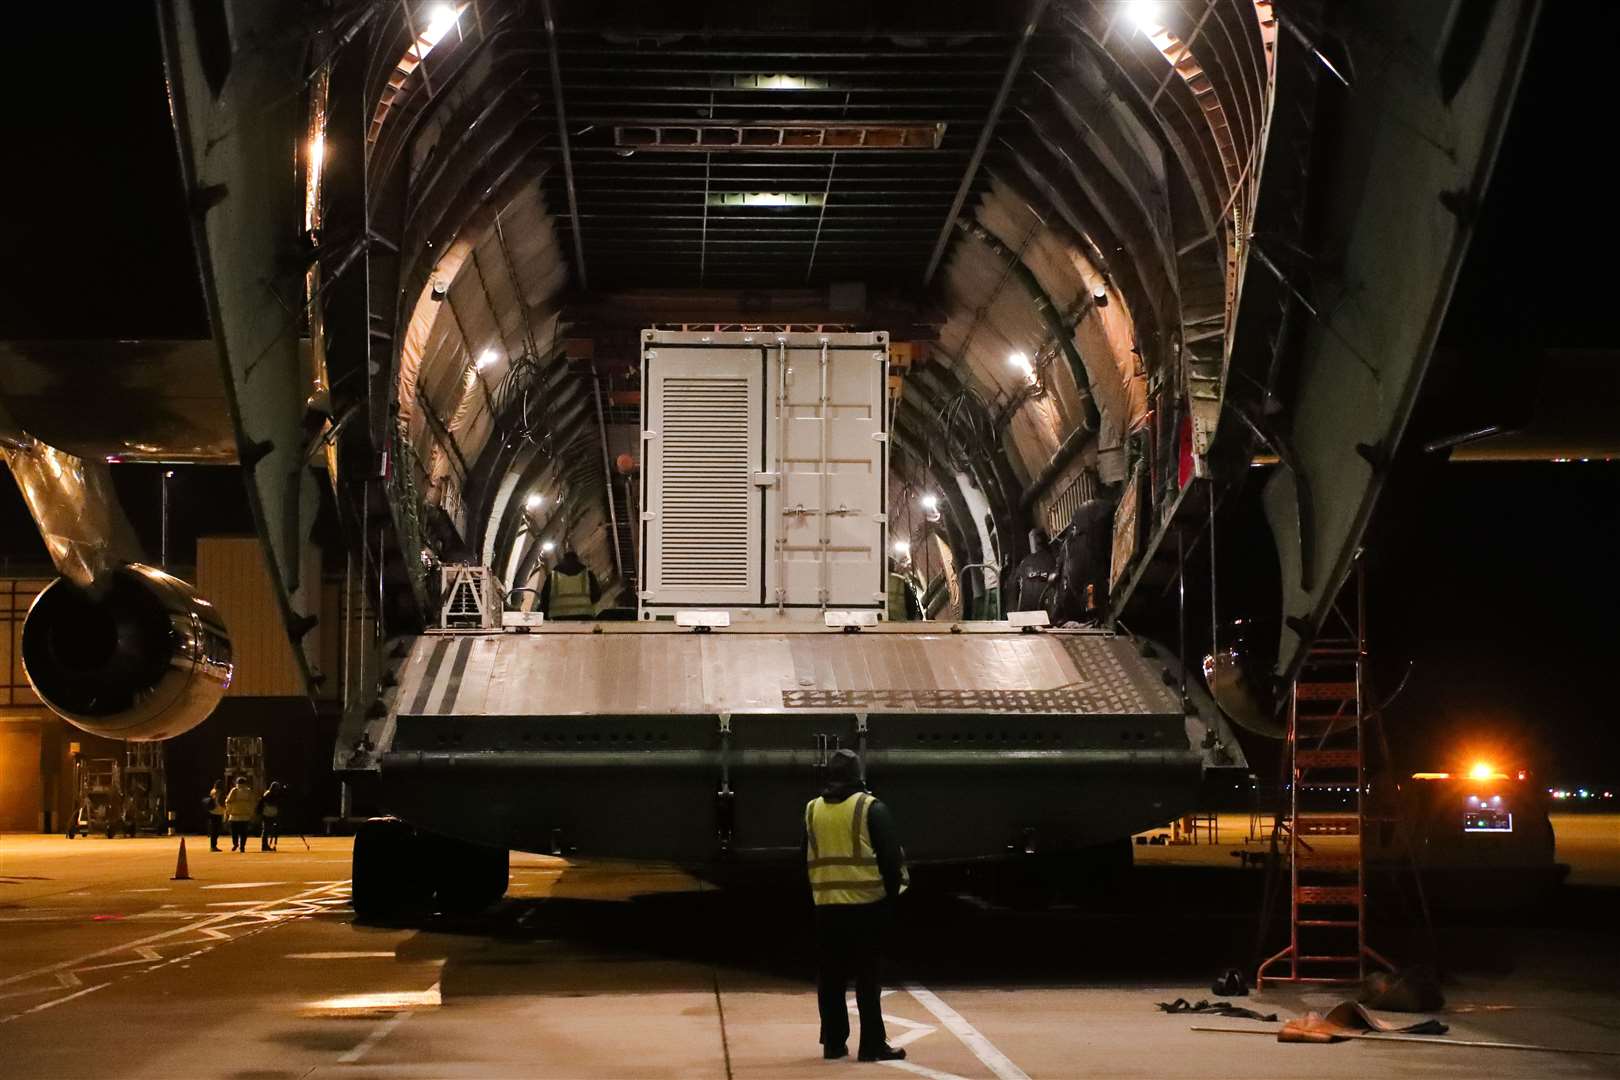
[540,548,600,620]
[804,749,908,1063]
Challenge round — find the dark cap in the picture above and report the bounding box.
[826,748,862,784]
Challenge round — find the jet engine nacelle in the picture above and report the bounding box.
[21,564,233,741]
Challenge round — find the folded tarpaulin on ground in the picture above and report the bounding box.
[1358,967,1445,1012]
[1156,998,1279,1023]
[1280,1001,1449,1043]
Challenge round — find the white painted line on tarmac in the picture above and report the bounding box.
[0,881,348,989]
[0,982,111,1024]
[905,984,1030,1080]
[200,881,280,890]
[338,1011,414,1064]
[287,952,398,960]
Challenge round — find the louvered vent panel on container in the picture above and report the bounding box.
[661,377,750,587]
[642,346,763,609]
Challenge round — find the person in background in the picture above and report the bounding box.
[222,775,257,852]
[886,555,922,622]
[259,781,284,851]
[541,548,600,620]
[205,779,226,851]
[804,748,908,1063]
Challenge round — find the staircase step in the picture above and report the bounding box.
[1299,920,1359,928]
[1297,885,1360,905]
[1296,749,1359,769]
[1295,681,1358,701]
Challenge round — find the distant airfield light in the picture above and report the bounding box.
[1123,0,1165,34]
[1468,760,1505,782]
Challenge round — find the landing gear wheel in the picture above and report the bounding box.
[352,817,429,921]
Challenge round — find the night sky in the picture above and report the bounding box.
[0,5,1614,786]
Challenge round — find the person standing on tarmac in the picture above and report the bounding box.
[804,748,908,1063]
[205,779,226,851]
[222,775,257,852]
[540,548,600,620]
[259,782,284,851]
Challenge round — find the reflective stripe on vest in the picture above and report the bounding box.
[548,570,594,618]
[887,574,911,622]
[805,793,886,905]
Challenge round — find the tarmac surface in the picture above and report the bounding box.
[2,815,1618,1079]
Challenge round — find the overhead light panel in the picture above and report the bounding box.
[707,192,825,208]
[725,73,832,91]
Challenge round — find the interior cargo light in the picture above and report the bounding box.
[417,4,461,53]
[892,540,910,558]
[525,493,544,511]
[1008,352,1035,383]
[541,541,555,554]
[1123,0,1164,34]
[476,349,499,370]
[920,493,938,512]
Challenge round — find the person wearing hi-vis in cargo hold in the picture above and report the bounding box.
[804,749,909,1062]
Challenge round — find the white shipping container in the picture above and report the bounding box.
[639,330,888,620]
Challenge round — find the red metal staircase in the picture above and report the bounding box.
[1257,564,1395,987]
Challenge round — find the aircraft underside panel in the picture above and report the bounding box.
[1264,0,1539,677]
[344,627,1243,862]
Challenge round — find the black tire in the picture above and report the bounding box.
[352,817,429,921]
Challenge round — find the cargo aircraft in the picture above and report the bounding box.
[0,0,1546,915]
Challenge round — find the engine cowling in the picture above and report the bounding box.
[21,564,232,741]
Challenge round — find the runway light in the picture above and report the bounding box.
[525,493,544,511]
[1123,0,1164,34]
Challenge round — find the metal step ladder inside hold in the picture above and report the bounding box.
[1257,561,1395,987]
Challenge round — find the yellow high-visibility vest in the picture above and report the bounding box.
[887,573,912,622]
[548,570,594,619]
[805,793,886,905]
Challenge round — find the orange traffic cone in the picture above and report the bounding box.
[172,836,191,881]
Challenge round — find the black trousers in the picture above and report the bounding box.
[229,821,251,850]
[261,817,279,849]
[815,901,890,1052]
[208,815,223,848]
